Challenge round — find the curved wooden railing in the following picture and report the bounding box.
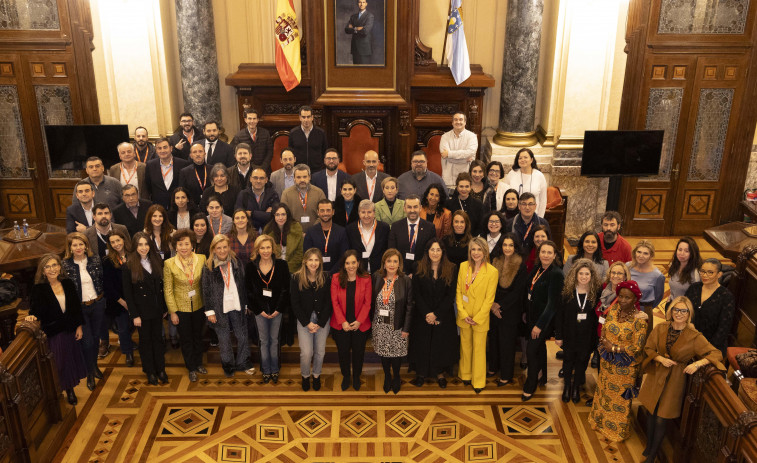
[675,365,757,462]
[0,321,72,462]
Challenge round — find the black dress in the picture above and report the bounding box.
[442,234,469,267]
[488,261,528,381]
[554,291,599,387]
[685,282,735,357]
[409,271,459,377]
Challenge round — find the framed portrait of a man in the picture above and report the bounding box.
[335,0,386,67]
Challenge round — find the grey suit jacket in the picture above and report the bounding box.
[108,162,148,199]
[270,168,294,198]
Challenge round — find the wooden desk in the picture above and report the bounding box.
[742,200,757,222]
[0,223,66,272]
[703,222,757,261]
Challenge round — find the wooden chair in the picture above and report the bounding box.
[418,131,445,177]
[339,121,380,175]
[270,131,290,172]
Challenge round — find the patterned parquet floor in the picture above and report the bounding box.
[52,237,721,462]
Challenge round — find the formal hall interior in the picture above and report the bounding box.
[2,0,757,462]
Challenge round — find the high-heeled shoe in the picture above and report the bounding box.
[353,375,361,391]
[571,383,581,403]
[147,374,158,386]
[66,388,77,405]
[341,376,350,391]
[157,371,169,384]
[462,380,472,387]
[437,377,447,388]
[521,393,533,402]
[383,376,391,393]
[86,374,95,391]
[392,376,401,394]
[94,367,103,380]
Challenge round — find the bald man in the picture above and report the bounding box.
[108,142,148,199]
[351,150,388,202]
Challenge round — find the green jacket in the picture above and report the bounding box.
[375,199,406,226]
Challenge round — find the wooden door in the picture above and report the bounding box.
[620,53,749,235]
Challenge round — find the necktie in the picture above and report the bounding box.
[207,142,214,162]
[409,223,416,252]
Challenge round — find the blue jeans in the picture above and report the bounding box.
[296,312,330,377]
[113,308,134,353]
[80,298,105,374]
[216,310,252,373]
[255,313,282,374]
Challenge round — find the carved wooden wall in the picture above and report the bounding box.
[0,0,99,226]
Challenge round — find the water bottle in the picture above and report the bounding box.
[12,221,20,239]
[22,219,28,237]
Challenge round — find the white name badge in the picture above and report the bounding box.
[362,251,370,258]
[323,256,331,263]
[405,253,415,261]
[300,216,310,223]
[577,313,587,321]
[598,316,606,324]
[462,295,469,303]
[263,289,273,297]
[379,309,389,317]
[188,290,196,297]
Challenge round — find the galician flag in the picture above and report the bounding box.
[274,0,301,91]
[445,0,471,85]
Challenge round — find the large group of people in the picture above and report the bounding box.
[32,108,735,459]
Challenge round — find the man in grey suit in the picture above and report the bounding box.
[270,148,297,198]
[344,0,374,65]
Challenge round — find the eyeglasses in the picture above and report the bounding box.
[698,269,717,276]
[671,308,690,314]
[519,202,536,207]
[610,271,626,277]
[412,160,427,164]
[43,263,60,270]
[251,176,267,181]
[488,220,501,224]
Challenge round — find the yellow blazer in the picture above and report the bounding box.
[164,253,206,313]
[456,261,498,332]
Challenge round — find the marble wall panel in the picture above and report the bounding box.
[0,0,60,30]
[0,85,29,178]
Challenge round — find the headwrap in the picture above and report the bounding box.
[616,280,642,311]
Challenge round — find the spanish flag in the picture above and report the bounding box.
[274,0,301,92]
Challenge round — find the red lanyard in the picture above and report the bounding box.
[195,167,207,190]
[210,216,223,235]
[382,276,397,304]
[530,266,547,292]
[161,162,173,180]
[299,190,308,211]
[121,163,137,185]
[465,264,481,293]
[257,262,276,288]
[322,226,331,253]
[136,148,148,163]
[221,262,232,290]
[522,221,534,242]
[360,221,376,250]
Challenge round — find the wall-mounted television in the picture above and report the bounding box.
[580,130,664,177]
[44,124,129,171]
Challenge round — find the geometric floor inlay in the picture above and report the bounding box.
[158,407,217,437]
[501,405,556,435]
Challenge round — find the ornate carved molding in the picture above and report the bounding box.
[728,410,757,438]
[337,118,384,137]
[468,101,479,129]
[414,36,433,67]
[418,103,459,115]
[399,109,410,133]
[312,108,323,128]
[415,128,446,148]
[262,103,301,115]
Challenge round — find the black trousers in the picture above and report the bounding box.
[523,323,551,394]
[488,311,520,381]
[333,329,368,379]
[176,310,205,372]
[562,346,592,387]
[138,318,166,376]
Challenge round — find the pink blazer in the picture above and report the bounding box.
[330,274,372,332]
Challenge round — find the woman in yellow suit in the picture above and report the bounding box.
[456,236,499,393]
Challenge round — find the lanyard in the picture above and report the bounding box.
[117,254,125,266]
[530,266,547,293]
[522,220,534,242]
[136,147,148,163]
[121,163,137,185]
[179,255,195,286]
[576,289,588,312]
[161,161,173,180]
[322,226,332,253]
[221,262,232,290]
[408,222,418,250]
[195,167,207,190]
[210,216,223,235]
[367,175,376,200]
[382,276,397,304]
[249,128,256,142]
[257,261,275,288]
[299,190,308,211]
[185,132,193,145]
[360,221,376,250]
[465,264,481,293]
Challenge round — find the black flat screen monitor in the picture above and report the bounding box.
[44,124,129,171]
[580,130,664,177]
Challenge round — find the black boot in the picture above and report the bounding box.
[125,352,134,367]
[157,371,169,384]
[353,374,361,391]
[86,374,95,391]
[66,388,77,405]
[341,376,350,391]
[561,381,571,403]
[301,376,310,392]
[571,383,581,403]
[590,350,599,369]
[392,375,401,394]
[147,374,158,386]
[383,375,391,393]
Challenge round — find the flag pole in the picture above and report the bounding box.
[440,0,453,67]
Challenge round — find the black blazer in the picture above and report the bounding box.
[112,199,153,236]
[205,139,235,167]
[230,127,273,173]
[446,195,486,236]
[346,220,390,273]
[289,275,332,328]
[333,194,362,227]
[29,279,84,338]
[144,156,190,210]
[178,163,212,208]
[199,185,241,217]
[312,169,350,200]
[493,262,528,318]
[169,127,204,160]
[245,258,291,315]
[65,203,92,233]
[388,218,436,274]
[122,265,167,320]
[554,291,599,351]
[371,273,413,332]
[167,204,199,229]
[526,264,565,330]
[352,171,389,202]
[303,223,349,274]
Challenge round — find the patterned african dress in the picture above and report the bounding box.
[372,289,408,358]
[589,302,648,442]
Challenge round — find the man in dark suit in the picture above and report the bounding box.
[168,112,204,160]
[144,138,189,210]
[311,148,349,202]
[112,184,153,236]
[230,108,273,173]
[304,199,349,274]
[178,142,212,208]
[133,126,157,163]
[289,105,328,172]
[202,121,234,167]
[66,180,96,233]
[388,194,436,275]
[351,150,388,202]
[347,199,390,273]
[227,143,253,191]
[344,0,375,65]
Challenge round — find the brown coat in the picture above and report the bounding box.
[638,321,724,419]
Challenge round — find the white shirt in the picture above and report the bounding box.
[176,211,190,230]
[160,159,174,190]
[487,233,501,253]
[502,168,549,217]
[205,140,216,162]
[141,257,152,274]
[284,171,295,190]
[75,259,98,301]
[326,170,338,201]
[82,203,93,226]
[120,163,139,188]
[439,128,478,187]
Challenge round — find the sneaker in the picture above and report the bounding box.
[262,374,271,384]
[188,371,198,382]
[302,376,310,392]
[244,367,256,375]
[97,340,109,359]
[196,366,208,374]
[271,373,279,384]
[312,376,321,391]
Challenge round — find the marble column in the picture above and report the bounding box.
[493,0,544,147]
[175,0,222,127]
